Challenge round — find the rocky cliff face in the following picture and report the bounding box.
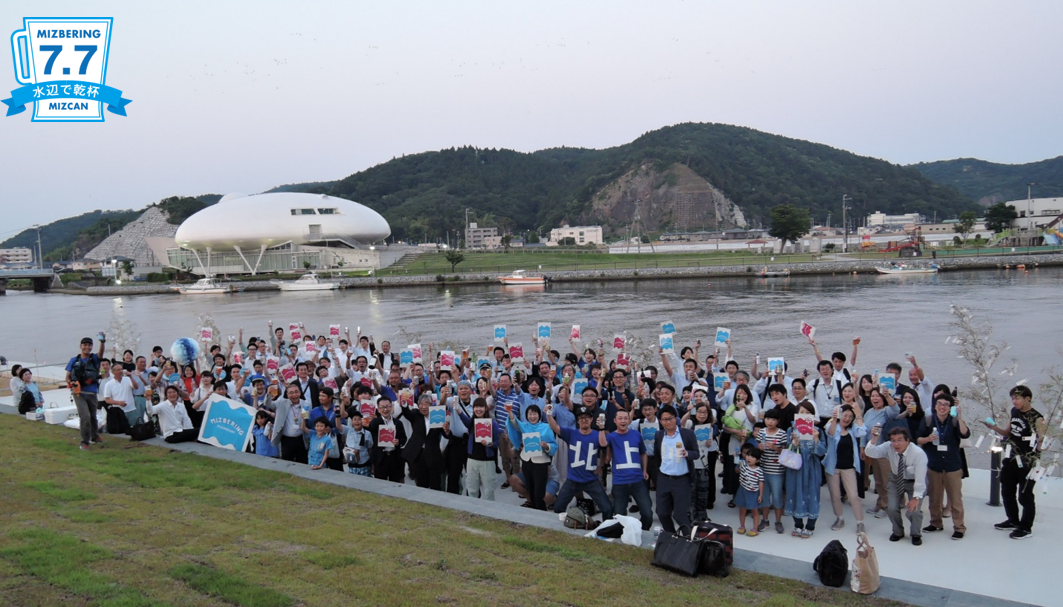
[587,162,746,236]
[84,207,178,268]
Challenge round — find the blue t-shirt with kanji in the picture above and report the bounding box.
[606,430,646,485]
[560,427,601,484]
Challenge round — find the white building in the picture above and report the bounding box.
[160,192,391,276]
[1005,197,1063,233]
[548,225,603,246]
[866,211,924,228]
[465,223,499,249]
[0,247,34,265]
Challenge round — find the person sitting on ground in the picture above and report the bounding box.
[865,426,928,546]
[150,385,197,443]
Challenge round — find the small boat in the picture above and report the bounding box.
[875,263,938,275]
[498,269,547,286]
[175,277,232,294]
[272,272,339,292]
[758,267,791,278]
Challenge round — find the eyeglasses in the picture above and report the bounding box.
[659,415,675,422]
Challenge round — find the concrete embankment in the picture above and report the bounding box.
[42,252,1063,296]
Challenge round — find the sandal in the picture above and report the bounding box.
[801,529,813,539]
[791,529,802,537]
[746,530,759,537]
[737,527,747,535]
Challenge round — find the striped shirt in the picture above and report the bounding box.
[738,460,764,492]
[756,428,788,475]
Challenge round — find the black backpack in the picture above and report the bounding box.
[700,539,729,578]
[106,406,131,435]
[813,540,849,587]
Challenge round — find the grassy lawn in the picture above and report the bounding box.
[381,250,822,276]
[0,416,908,607]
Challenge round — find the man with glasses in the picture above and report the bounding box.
[653,405,701,535]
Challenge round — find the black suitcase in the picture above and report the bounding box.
[651,532,705,577]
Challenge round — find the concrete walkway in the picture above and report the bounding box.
[0,389,1053,607]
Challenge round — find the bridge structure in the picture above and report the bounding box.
[0,268,61,294]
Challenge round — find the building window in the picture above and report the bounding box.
[291,208,317,215]
[317,208,338,215]
[1043,209,1059,216]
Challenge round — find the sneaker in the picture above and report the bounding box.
[951,531,964,540]
[831,517,845,531]
[775,521,785,534]
[889,533,903,542]
[79,443,91,451]
[856,523,865,534]
[746,530,759,537]
[501,482,510,489]
[630,505,639,513]
[922,525,943,533]
[866,506,880,514]
[1009,529,1033,540]
[757,520,769,532]
[942,509,951,518]
[875,509,888,519]
[91,436,104,444]
[912,535,923,546]
[994,520,1018,530]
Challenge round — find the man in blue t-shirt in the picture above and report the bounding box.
[65,334,106,450]
[548,406,614,521]
[601,408,654,530]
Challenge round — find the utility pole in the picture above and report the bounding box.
[464,208,472,249]
[841,195,851,253]
[33,224,43,269]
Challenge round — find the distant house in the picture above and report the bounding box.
[465,223,500,249]
[549,225,602,246]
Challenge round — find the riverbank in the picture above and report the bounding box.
[39,251,1063,296]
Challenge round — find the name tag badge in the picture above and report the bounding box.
[937,444,948,452]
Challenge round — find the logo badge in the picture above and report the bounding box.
[5,17,131,121]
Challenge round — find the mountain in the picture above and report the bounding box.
[911,157,1063,206]
[2,195,219,261]
[306,123,977,240]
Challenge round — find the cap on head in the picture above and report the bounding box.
[80,337,94,345]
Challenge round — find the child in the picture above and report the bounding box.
[736,445,765,536]
[343,410,374,476]
[757,408,788,534]
[252,410,280,458]
[307,418,334,470]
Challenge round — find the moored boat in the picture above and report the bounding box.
[875,263,938,275]
[175,277,232,294]
[498,270,547,286]
[272,272,340,291]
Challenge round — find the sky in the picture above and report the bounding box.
[2,0,1061,232]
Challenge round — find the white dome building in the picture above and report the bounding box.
[167,192,393,276]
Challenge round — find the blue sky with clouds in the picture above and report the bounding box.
[2,0,1060,230]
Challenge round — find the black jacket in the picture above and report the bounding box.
[652,427,701,473]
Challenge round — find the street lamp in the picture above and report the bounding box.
[841,195,852,253]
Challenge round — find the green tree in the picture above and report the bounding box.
[120,260,134,277]
[444,250,465,272]
[501,235,511,250]
[768,204,810,248]
[984,202,1017,233]
[955,211,978,243]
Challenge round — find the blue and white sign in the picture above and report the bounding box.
[537,323,551,339]
[494,325,507,340]
[659,333,674,353]
[661,321,676,335]
[6,17,131,121]
[714,327,731,348]
[428,405,447,428]
[878,375,896,392]
[198,396,256,451]
[571,378,588,397]
[713,372,729,391]
[767,357,785,374]
[399,349,414,366]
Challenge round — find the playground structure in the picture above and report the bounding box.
[1042,212,1063,246]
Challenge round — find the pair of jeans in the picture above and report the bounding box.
[73,392,100,446]
[554,478,614,520]
[465,458,497,500]
[612,480,654,530]
[1000,457,1036,531]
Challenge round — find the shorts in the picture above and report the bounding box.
[763,472,784,509]
[735,487,762,510]
[516,472,559,496]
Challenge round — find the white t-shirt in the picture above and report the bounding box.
[102,376,136,412]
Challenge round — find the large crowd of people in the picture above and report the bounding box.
[54,321,1047,543]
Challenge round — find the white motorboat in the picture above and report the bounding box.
[875,263,938,275]
[272,272,340,291]
[498,269,547,286]
[175,277,231,294]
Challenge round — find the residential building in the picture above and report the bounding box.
[465,223,499,249]
[548,225,602,246]
[0,247,34,265]
[867,211,924,228]
[1005,197,1063,232]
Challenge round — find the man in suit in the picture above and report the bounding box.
[399,393,450,490]
[653,404,701,535]
[271,383,309,464]
[369,396,408,482]
[294,361,320,408]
